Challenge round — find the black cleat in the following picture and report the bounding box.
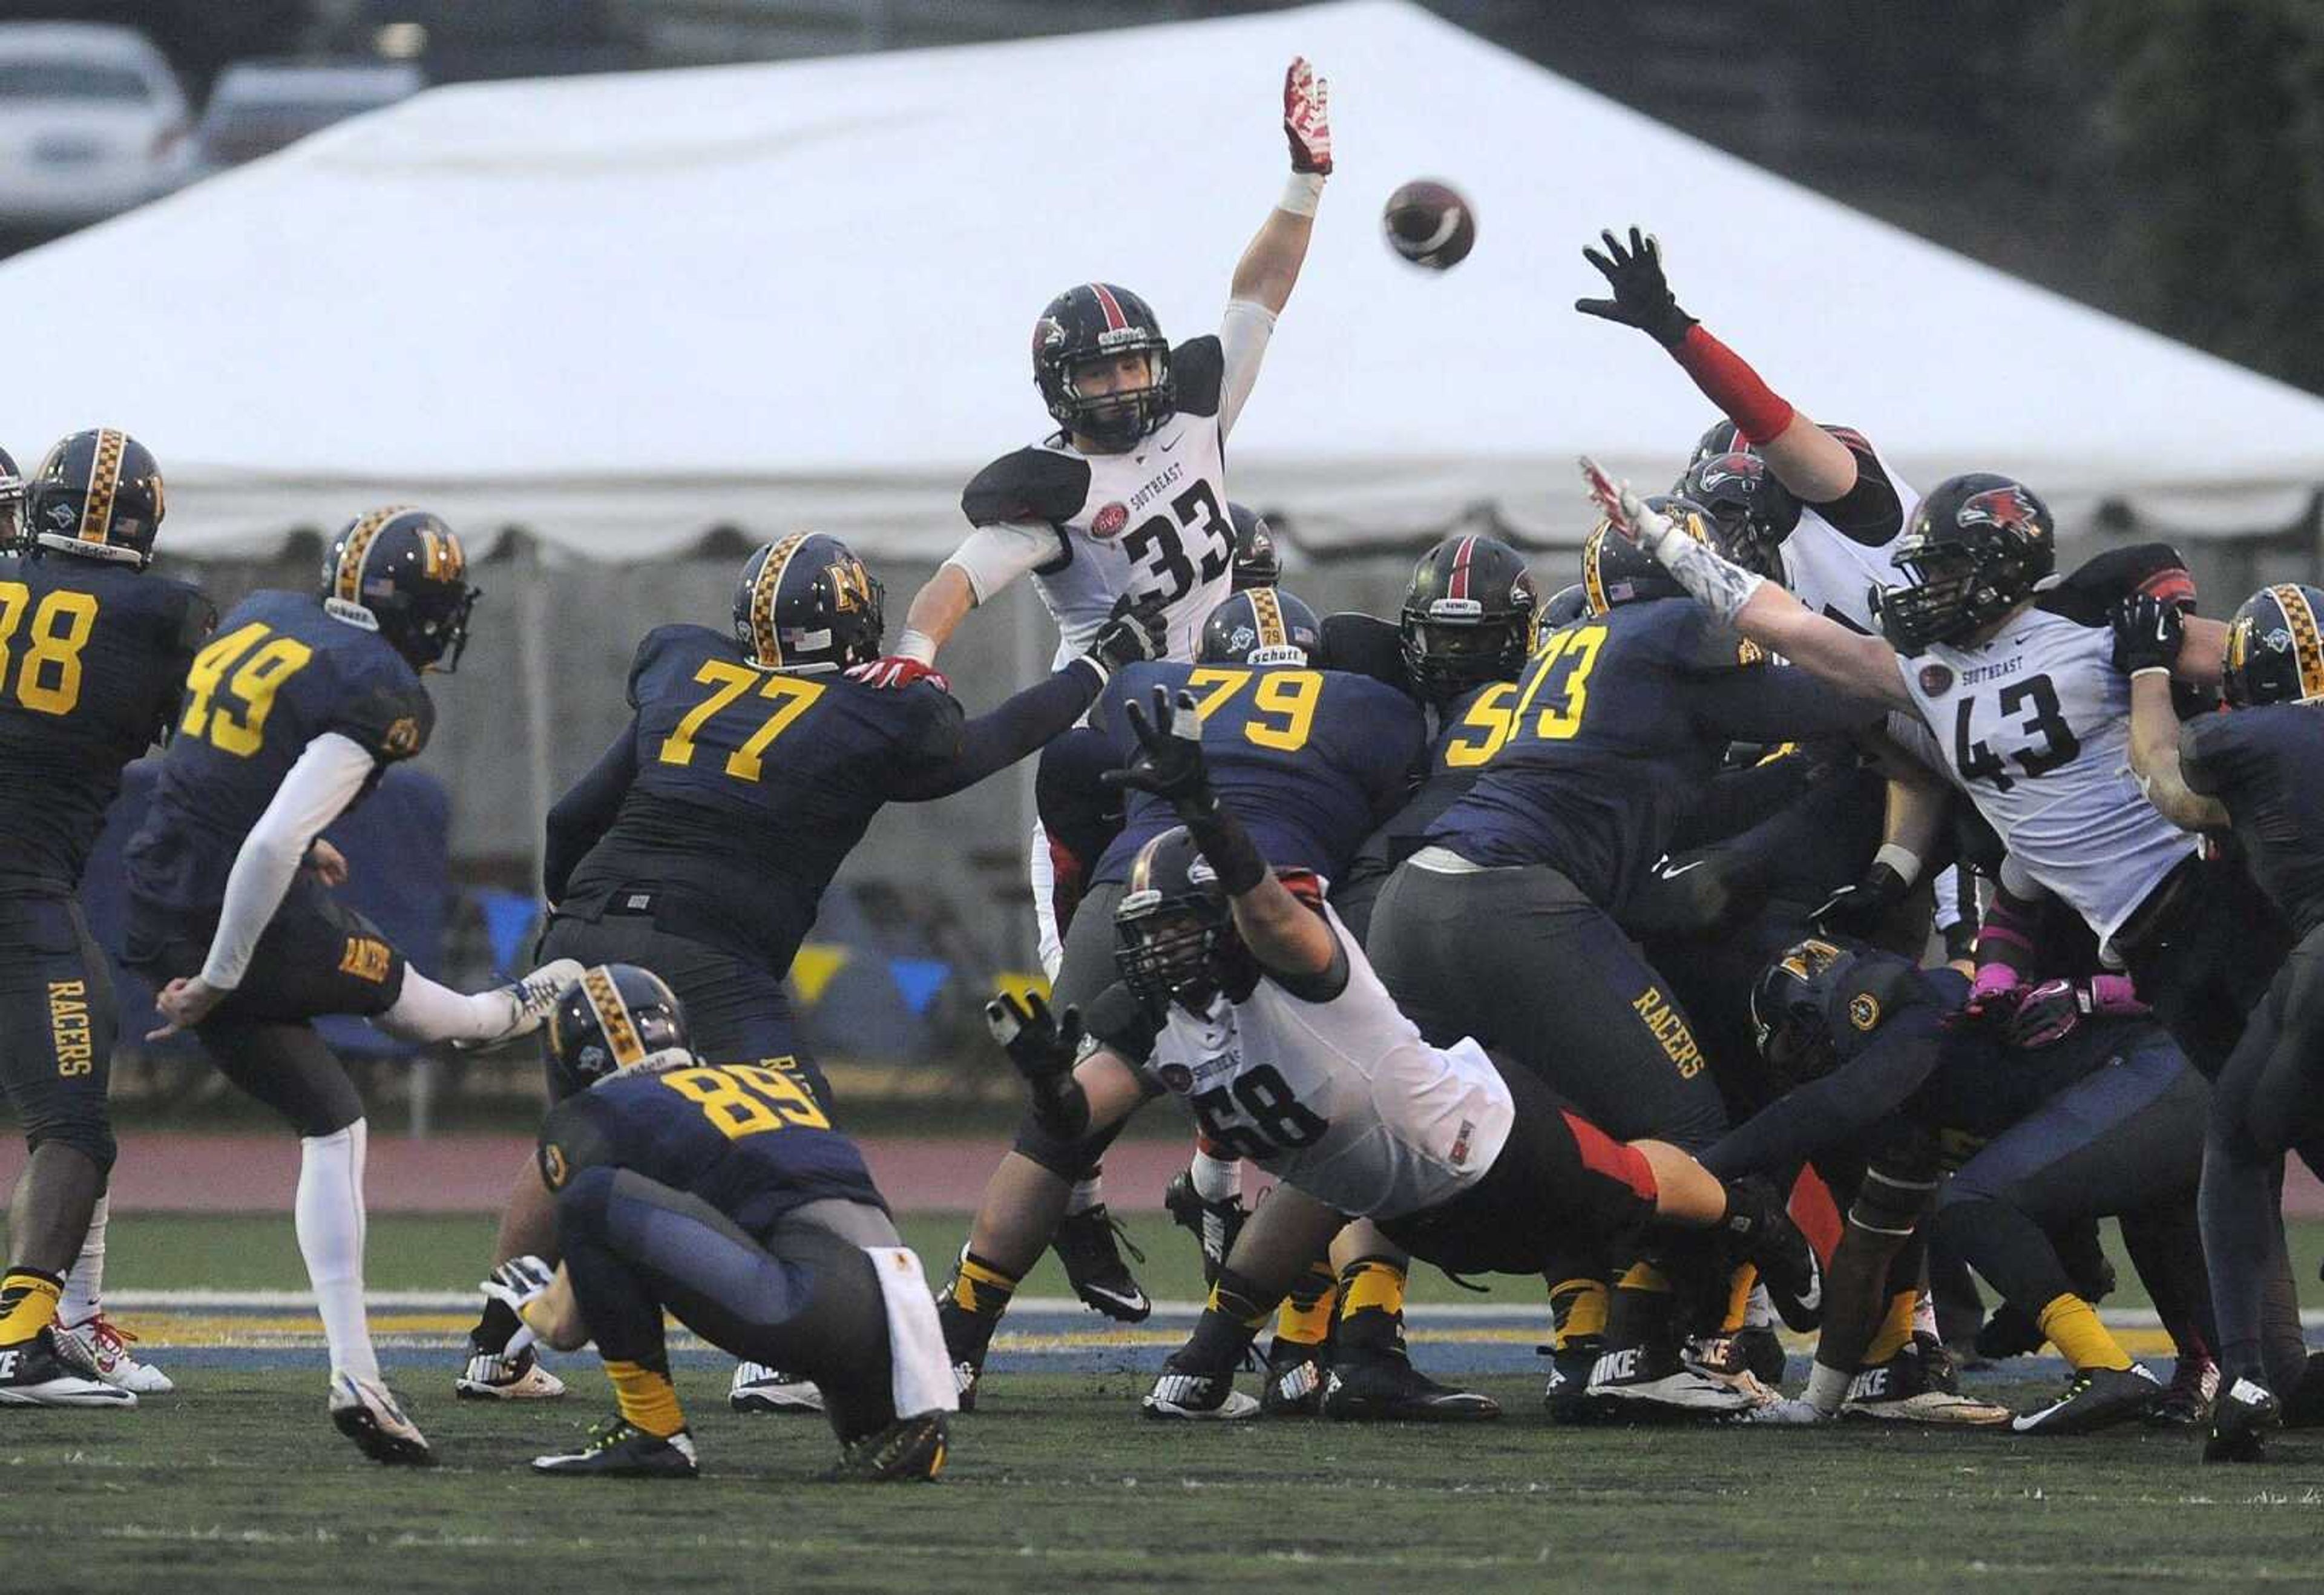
[1162,1170,1249,1288]
[532,1417,698,1479]
[2147,1356,2219,1429]
[1259,1339,1327,1418]
[1051,1204,1151,1323]
[827,1413,947,1482]
[2204,1375,2282,1462]
[1842,1335,2010,1426]
[0,1327,136,1409]
[2009,1363,2162,1436]
[1542,1336,1605,1425]
[1322,1350,1499,1422]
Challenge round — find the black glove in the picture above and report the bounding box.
[1101,685,1213,817]
[983,989,1083,1087]
[2111,593,2184,676]
[1810,861,1911,936]
[1575,226,1697,349]
[1085,591,1169,678]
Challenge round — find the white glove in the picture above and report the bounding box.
[481,1254,555,1313]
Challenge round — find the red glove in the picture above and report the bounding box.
[1283,56,1332,176]
[845,656,950,693]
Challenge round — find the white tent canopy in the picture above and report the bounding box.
[1,0,2319,559]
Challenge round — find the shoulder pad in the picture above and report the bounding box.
[336,677,435,763]
[2041,542,2194,625]
[962,447,1089,528]
[1171,335,1225,419]
[1316,611,1414,697]
[1082,981,1160,1062]
[628,624,723,705]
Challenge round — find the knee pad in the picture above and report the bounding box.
[1009,1101,1097,1180]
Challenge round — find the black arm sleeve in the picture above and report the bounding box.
[542,722,640,904]
[1800,427,1903,546]
[1667,746,1827,852]
[1699,1005,1947,1179]
[1689,663,1886,746]
[891,665,1101,803]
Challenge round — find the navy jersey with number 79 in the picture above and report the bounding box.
[1091,659,1426,885]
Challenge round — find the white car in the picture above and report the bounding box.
[0,23,192,231]
[189,61,424,180]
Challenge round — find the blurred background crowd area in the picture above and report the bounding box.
[5,0,2322,1128]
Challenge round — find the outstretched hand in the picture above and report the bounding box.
[984,989,1084,1088]
[1579,456,1671,549]
[1101,685,1213,813]
[1283,56,1331,175]
[1575,226,1696,348]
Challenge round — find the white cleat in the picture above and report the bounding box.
[456,1344,567,1401]
[61,1315,174,1395]
[1585,1341,1765,1418]
[1141,1370,1260,1421]
[459,958,586,1051]
[0,1328,136,1407]
[730,1361,823,1413]
[329,1373,436,1466]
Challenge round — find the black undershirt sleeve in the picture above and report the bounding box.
[542,722,641,904]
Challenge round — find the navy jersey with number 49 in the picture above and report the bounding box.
[1091,659,1426,885]
[537,1057,881,1234]
[0,554,211,884]
[124,590,432,919]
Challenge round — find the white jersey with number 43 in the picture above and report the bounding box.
[1897,606,2194,946]
[1143,905,1515,1220]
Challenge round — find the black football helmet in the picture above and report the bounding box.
[1748,937,1858,1087]
[1399,533,1540,702]
[26,429,164,567]
[0,445,23,554]
[1229,502,1281,591]
[1115,827,1250,1013]
[320,506,479,671]
[1687,418,1750,472]
[733,532,884,675]
[2223,583,2324,708]
[1874,473,2055,654]
[1582,496,1715,615]
[1680,451,1800,580]
[1201,586,1320,666]
[1540,582,1589,632]
[545,964,693,1096]
[1033,283,1173,450]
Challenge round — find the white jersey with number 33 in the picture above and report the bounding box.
[1144,906,1515,1220]
[1897,607,2194,946]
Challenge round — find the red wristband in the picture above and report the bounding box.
[1672,324,1796,445]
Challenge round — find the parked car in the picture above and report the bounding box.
[0,23,191,231]
[189,61,425,178]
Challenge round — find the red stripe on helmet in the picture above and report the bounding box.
[1448,534,1478,602]
[1089,283,1129,332]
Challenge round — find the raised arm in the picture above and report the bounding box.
[2110,593,2230,830]
[1227,57,1331,318]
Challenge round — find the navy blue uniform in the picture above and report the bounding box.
[543,623,1093,1074]
[0,553,211,1166]
[1332,677,1515,945]
[122,590,431,1022]
[1090,659,1425,887]
[2181,707,2324,939]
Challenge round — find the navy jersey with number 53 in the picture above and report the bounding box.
[1091,659,1426,885]
[537,1057,881,1234]
[124,590,432,919]
[0,553,212,885]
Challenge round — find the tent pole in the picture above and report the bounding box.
[516,531,556,898]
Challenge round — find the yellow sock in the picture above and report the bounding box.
[1615,1260,1671,1295]
[1548,1278,1608,1349]
[2037,1294,2134,1372]
[1338,1257,1407,1320]
[1274,1263,1338,1347]
[950,1252,1019,1320]
[1865,1291,1917,1364]
[604,1359,686,1437]
[0,1269,61,1349]
[1720,1264,1758,1335]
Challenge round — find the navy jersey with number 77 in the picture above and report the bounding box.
[1091,659,1427,885]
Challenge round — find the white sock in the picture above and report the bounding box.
[1741,1281,1775,1331]
[1065,1176,1103,1216]
[297,1120,379,1384]
[375,969,514,1044]
[1911,1289,1938,1338]
[1190,1149,1240,1203]
[59,1192,108,1325]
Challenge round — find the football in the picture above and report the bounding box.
[1382,179,1476,270]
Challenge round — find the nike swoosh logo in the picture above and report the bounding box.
[1159,433,1181,452]
[1655,859,1706,880]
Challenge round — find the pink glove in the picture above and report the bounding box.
[1945,961,2027,1031]
[2004,975,2150,1050]
[1283,57,1332,175]
[845,657,950,693]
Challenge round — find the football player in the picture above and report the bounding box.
[2116,584,2324,1458]
[1364,504,1896,1414]
[984,693,1821,1419]
[459,531,1161,1409]
[123,507,583,1465]
[0,432,210,1407]
[1718,938,2205,1433]
[938,590,1425,1404]
[504,965,952,1481]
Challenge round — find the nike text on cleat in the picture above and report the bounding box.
[1586,1340,1764,1419]
[456,1343,567,1401]
[2204,1376,2282,1463]
[329,1373,436,1465]
[0,1329,137,1407]
[1162,1171,1249,1288]
[826,1413,947,1482]
[730,1361,824,1414]
[951,1358,980,1413]
[1260,1342,1327,1418]
[2147,1356,2220,1429]
[1051,1204,1151,1323]
[2009,1363,2162,1436]
[1842,1337,2008,1426]
[459,958,587,1051]
[61,1315,172,1394]
[1142,1370,1259,1421]
[533,1418,698,1479]
[1321,1352,1499,1423]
